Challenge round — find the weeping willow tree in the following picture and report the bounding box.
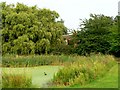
[1,2,67,55]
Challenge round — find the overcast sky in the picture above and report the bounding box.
[0,0,119,29]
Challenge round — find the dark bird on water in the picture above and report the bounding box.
[44,72,47,75]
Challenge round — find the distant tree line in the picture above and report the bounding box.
[1,2,120,57]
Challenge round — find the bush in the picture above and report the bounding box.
[52,54,117,86]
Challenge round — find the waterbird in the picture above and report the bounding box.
[44,72,47,75]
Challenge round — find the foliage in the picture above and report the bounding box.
[1,2,67,55]
[52,54,117,86]
[2,54,78,67]
[71,14,119,56]
[71,64,118,88]
[2,69,32,88]
[1,2,120,56]
[110,16,120,57]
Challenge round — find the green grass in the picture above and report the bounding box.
[70,64,118,88]
[0,68,1,89]
[2,55,118,88]
[2,64,118,88]
[2,54,76,67]
[2,66,63,88]
[2,68,32,88]
[52,54,117,87]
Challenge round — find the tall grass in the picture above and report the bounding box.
[52,54,117,87]
[2,54,77,67]
[2,68,32,88]
[0,68,1,89]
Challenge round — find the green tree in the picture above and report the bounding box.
[110,16,120,57]
[1,2,67,55]
[72,14,117,55]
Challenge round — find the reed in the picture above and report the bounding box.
[2,68,32,88]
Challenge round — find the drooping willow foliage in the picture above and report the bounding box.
[1,2,67,55]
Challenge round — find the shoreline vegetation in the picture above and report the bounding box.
[2,54,118,88]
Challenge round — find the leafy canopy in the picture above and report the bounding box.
[1,2,67,55]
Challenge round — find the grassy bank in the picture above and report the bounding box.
[2,54,118,88]
[52,54,117,87]
[71,64,118,88]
